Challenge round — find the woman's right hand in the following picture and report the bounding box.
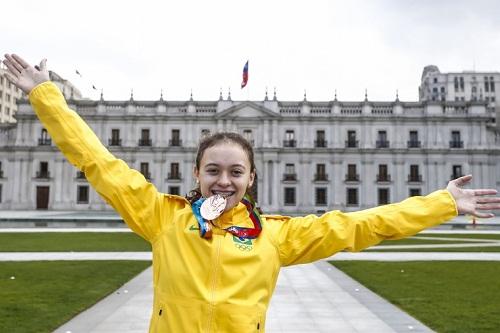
[2,54,50,94]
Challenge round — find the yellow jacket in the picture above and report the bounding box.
[29,82,458,332]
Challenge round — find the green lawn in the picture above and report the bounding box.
[366,246,500,252]
[0,260,151,333]
[417,233,500,240]
[0,232,151,252]
[331,261,500,333]
[378,238,472,246]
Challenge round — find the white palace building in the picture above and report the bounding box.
[0,65,499,215]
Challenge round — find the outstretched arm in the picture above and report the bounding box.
[273,176,499,266]
[2,54,168,241]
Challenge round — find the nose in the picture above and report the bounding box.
[217,172,231,187]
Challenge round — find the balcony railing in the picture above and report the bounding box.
[38,138,52,146]
[407,140,421,148]
[376,174,391,182]
[449,141,464,148]
[376,140,390,148]
[169,139,182,147]
[168,172,182,180]
[108,139,122,146]
[314,140,327,148]
[283,140,296,148]
[76,171,86,179]
[408,175,423,182]
[345,173,359,181]
[345,140,358,148]
[314,173,329,181]
[283,173,297,181]
[138,139,152,146]
[36,171,50,179]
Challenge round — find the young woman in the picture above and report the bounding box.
[3,54,500,333]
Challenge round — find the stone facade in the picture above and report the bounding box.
[0,71,499,215]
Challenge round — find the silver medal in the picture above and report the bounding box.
[200,194,227,220]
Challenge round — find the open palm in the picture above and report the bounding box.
[2,54,49,94]
[446,175,500,218]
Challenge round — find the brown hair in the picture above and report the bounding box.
[185,132,257,205]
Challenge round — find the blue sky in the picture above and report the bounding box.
[2,0,499,101]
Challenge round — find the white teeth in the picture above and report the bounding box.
[212,191,234,198]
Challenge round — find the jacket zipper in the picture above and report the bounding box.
[206,232,223,332]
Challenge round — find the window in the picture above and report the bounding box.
[139,129,151,146]
[39,128,51,145]
[77,185,89,204]
[284,130,296,147]
[378,188,389,205]
[168,186,180,195]
[315,188,327,206]
[315,130,326,147]
[109,129,121,146]
[409,165,421,182]
[243,129,254,145]
[140,162,150,180]
[454,77,459,91]
[377,164,389,181]
[284,164,296,181]
[346,130,357,148]
[409,188,421,197]
[459,77,464,91]
[376,130,389,148]
[0,184,2,203]
[346,164,358,181]
[315,163,327,181]
[170,129,181,146]
[37,162,49,178]
[169,163,181,179]
[284,187,296,205]
[0,161,3,178]
[346,188,358,206]
[450,131,463,148]
[452,165,463,180]
[485,77,490,93]
[408,131,420,148]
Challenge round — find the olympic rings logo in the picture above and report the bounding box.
[234,243,253,252]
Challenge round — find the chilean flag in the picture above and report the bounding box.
[241,60,249,89]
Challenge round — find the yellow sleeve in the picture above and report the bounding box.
[29,81,164,242]
[273,189,457,266]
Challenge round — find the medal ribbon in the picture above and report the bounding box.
[192,194,262,239]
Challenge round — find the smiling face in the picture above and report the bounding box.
[194,142,255,211]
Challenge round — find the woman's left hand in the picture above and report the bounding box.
[447,175,500,218]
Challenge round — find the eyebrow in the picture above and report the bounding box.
[204,163,247,169]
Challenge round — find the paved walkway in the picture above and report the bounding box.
[52,261,434,333]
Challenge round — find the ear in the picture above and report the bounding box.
[193,166,199,183]
[248,170,255,188]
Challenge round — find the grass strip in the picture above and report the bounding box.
[331,261,500,333]
[0,260,151,333]
[0,232,150,252]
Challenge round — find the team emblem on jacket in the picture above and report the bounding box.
[232,235,253,251]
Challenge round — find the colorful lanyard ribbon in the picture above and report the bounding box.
[192,195,262,240]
